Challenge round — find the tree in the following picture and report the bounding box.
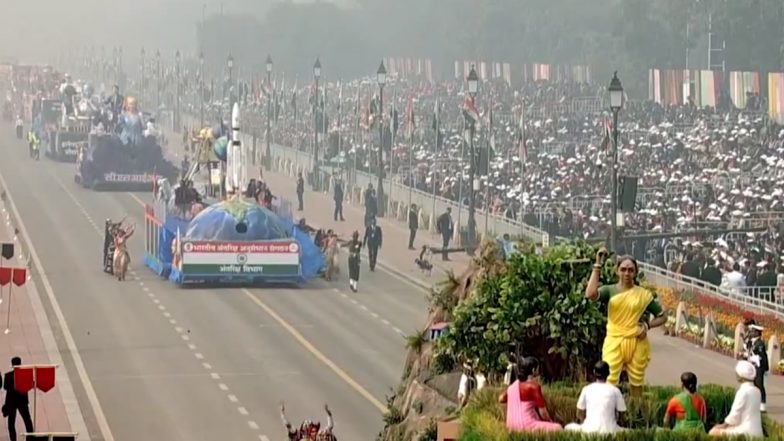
[438,242,616,380]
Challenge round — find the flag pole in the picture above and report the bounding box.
[4,282,12,334]
[484,101,491,237]
[406,96,412,210]
[518,97,526,238]
[431,96,439,231]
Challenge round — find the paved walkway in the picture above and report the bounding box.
[0,206,71,438]
[261,169,473,287]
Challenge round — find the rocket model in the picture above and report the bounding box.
[226,102,247,193]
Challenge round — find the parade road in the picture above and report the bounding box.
[0,123,429,441]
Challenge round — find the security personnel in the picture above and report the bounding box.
[363,218,383,271]
[3,356,34,441]
[26,130,40,160]
[745,324,769,412]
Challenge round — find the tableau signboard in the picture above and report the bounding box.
[180,240,301,276]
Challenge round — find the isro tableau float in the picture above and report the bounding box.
[75,95,177,190]
[141,104,323,285]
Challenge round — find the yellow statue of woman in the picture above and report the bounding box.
[585,248,667,396]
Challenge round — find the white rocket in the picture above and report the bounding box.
[227,102,247,193]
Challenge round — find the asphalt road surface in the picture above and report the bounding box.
[0,125,430,441]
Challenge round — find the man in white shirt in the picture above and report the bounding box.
[566,361,626,434]
[457,362,485,409]
[722,262,746,291]
[709,360,763,437]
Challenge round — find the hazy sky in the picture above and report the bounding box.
[0,0,355,63]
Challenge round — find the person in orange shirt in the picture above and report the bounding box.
[663,372,706,433]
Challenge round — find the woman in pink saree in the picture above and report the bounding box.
[499,356,562,433]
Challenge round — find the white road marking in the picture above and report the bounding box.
[24,165,275,440]
[169,319,177,325]
[188,343,197,350]
[238,407,249,415]
[210,373,220,380]
[0,172,108,440]
[259,436,270,441]
[194,353,204,360]
[174,326,184,333]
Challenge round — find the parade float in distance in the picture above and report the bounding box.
[142,104,323,285]
[74,94,178,190]
[43,76,89,162]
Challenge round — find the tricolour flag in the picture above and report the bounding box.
[462,95,480,129]
[600,116,613,152]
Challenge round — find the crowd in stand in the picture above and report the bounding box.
[164,70,784,295]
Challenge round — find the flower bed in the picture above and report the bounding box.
[656,286,784,371]
[460,384,784,441]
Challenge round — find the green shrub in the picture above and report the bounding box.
[418,419,437,441]
[460,384,783,441]
[431,352,456,375]
[439,241,615,379]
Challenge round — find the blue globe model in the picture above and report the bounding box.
[185,198,290,241]
[212,136,229,162]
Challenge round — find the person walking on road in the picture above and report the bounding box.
[346,231,363,292]
[333,175,345,221]
[363,184,377,226]
[296,172,305,211]
[3,357,33,441]
[408,204,418,250]
[364,218,383,271]
[437,208,454,261]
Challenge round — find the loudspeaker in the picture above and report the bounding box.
[618,176,638,212]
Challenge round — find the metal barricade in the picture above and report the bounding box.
[638,262,784,318]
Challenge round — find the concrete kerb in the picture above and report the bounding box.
[0,186,91,439]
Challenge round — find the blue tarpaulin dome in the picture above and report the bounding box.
[186,198,289,241]
[182,198,323,279]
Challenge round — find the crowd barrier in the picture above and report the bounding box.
[178,112,784,318]
[639,262,784,318]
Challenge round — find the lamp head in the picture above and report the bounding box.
[314,57,322,79]
[377,60,387,86]
[609,71,624,111]
[467,65,479,95]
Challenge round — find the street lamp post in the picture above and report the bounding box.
[376,60,387,217]
[199,51,205,129]
[155,49,161,109]
[140,48,145,106]
[312,57,322,190]
[465,66,479,255]
[608,72,624,253]
[265,55,273,170]
[227,53,234,104]
[175,50,181,131]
